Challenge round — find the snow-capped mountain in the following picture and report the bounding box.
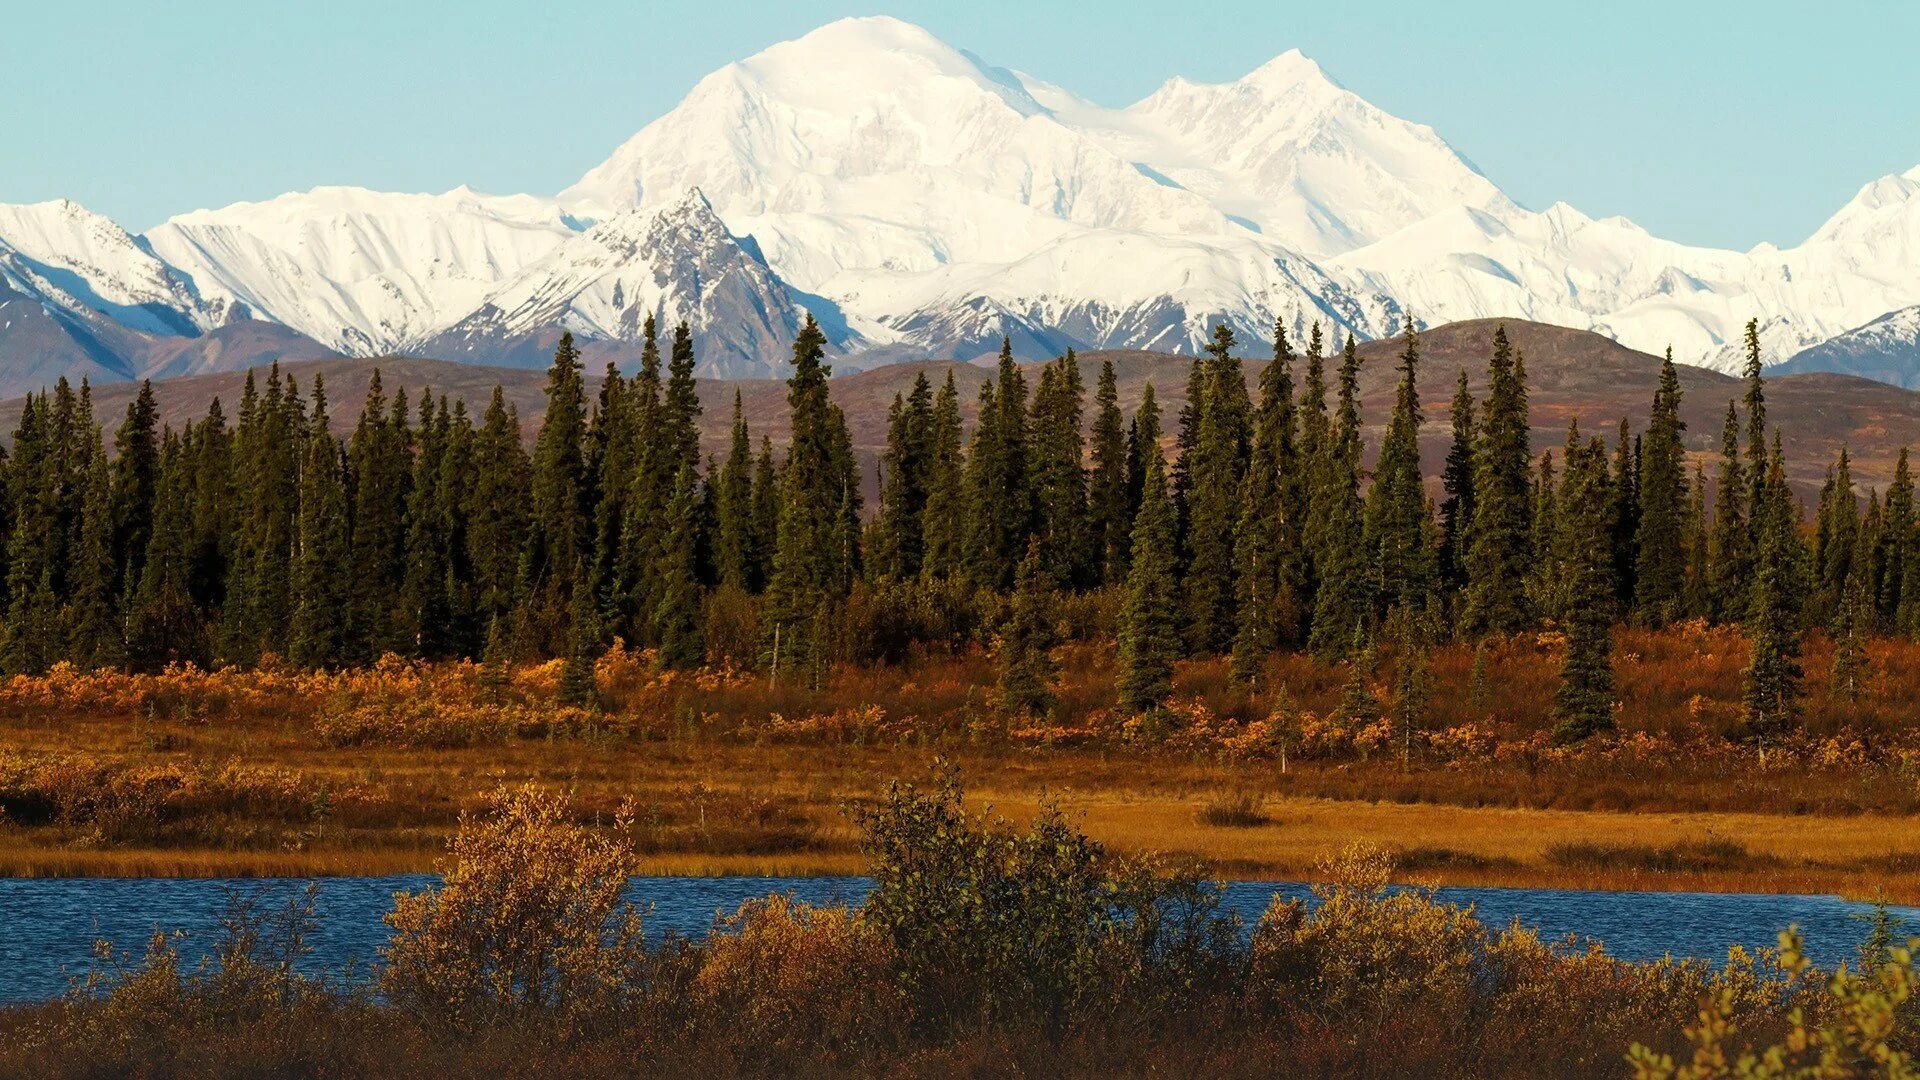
[420,190,821,377]
[144,186,579,355]
[1777,303,1920,388]
[0,199,222,338]
[3,15,1920,394]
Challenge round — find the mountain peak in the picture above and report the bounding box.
[1238,47,1338,94]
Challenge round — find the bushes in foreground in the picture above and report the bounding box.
[3,774,1916,1078]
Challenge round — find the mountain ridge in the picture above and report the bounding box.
[3,16,1919,393]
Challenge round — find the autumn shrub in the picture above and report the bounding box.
[853,764,1239,1035]
[380,784,648,1028]
[686,895,907,1069]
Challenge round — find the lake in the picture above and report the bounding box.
[1,875,1911,1003]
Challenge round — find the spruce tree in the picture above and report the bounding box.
[126,430,211,670]
[1708,401,1752,620]
[289,380,350,669]
[1183,324,1251,653]
[1087,359,1131,585]
[1116,420,1180,713]
[400,391,455,658]
[654,463,705,670]
[67,436,121,668]
[1551,431,1618,743]
[345,374,411,660]
[467,389,530,636]
[1363,318,1435,617]
[1229,324,1302,680]
[1027,351,1090,587]
[1634,351,1689,624]
[873,374,934,580]
[1742,522,1806,742]
[765,315,859,669]
[523,333,591,653]
[1439,370,1476,599]
[1883,447,1916,632]
[714,391,758,592]
[997,539,1058,716]
[558,571,601,708]
[1463,326,1534,636]
[918,371,966,582]
[1609,419,1640,609]
[109,379,161,598]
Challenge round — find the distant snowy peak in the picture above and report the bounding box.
[146,186,580,354]
[423,190,822,378]
[0,199,221,336]
[1778,304,1920,388]
[1057,48,1515,255]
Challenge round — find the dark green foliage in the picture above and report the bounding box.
[109,380,160,597]
[873,374,934,581]
[1363,319,1435,618]
[653,464,705,670]
[713,391,758,592]
[1117,425,1179,713]
[997,541,1058,716]
[1230,323,1304,681]
[1634,352,1688,624]
[963,339,1033,590]
[1087,359,1131,585]
[1438,370,1476,599]
[918,371,967,582]
[765,315,860,671]
[289,381,350,669]
[1551,426,1618,744]
[1027,351,1090,588]
[1182,325,1251,654]
[523,334,591,653]
[1463,325,1533,637]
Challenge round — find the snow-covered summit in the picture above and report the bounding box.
[4,19,1920,390]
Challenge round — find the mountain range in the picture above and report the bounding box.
[5,16,1920,396]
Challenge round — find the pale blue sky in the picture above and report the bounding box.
[4,0,1913,248]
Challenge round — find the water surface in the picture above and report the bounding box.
[2,876,1910,1004]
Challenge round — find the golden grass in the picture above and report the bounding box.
[3,629,1920,900]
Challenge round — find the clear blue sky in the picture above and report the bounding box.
[4,0,1914,248]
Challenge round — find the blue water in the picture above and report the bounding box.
[0,876,1911,1003]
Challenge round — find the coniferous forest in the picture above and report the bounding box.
[2,308,1904,745]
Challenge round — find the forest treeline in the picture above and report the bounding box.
[0,312,1906,741]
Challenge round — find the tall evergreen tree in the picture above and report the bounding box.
[765,315,859,670]
[1634,351,1689,624]
[522,334,591,653]
[1087,359,1131,586]
[654,463,705,670]
[1463,326,1533,636]
[289,380,350,669]
[872,374,934,580]
[1708,401,1751,620]
[1609,418,1641,609]
[1027,351,1090,587]
[1551,430,1618,742]
[918,371,967,582]
[1183,325,1252,653]
[109,380,161,598]
[713,391,758,592]
[1116,427,1180,713]
[1439,370,1476,599]
[1363,318,1436,617]
[345,374,412,660]
[997,539,1058,716]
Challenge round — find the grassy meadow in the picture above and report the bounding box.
[3,618,1920,900]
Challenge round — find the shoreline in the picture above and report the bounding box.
[6,791,1917,905]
